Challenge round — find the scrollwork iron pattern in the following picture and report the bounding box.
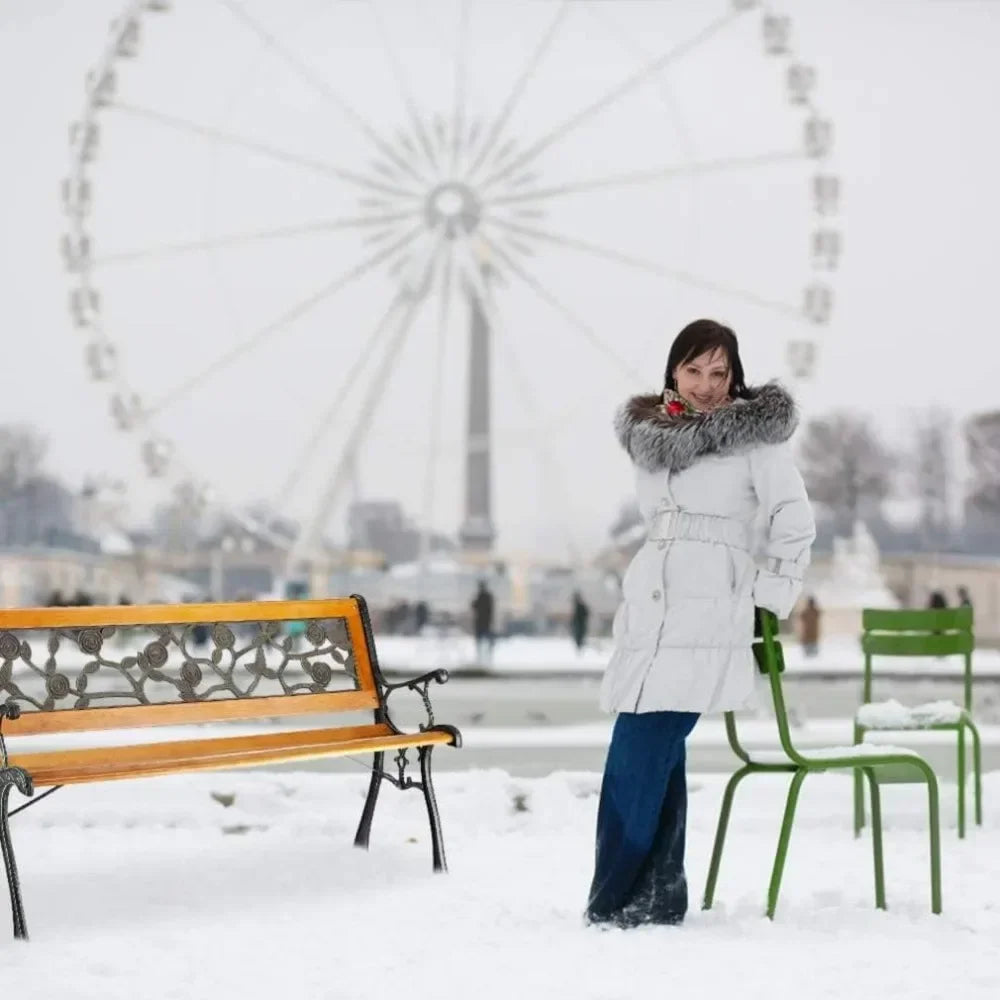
[0,617,359,713]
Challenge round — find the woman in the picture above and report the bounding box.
[586,318,815,928]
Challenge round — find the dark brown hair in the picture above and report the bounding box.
[663,319,749,398]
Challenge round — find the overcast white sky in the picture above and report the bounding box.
[0,0,998,560]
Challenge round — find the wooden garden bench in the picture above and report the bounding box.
[0,595,461,941]
[702,609,942,919]
[854,607,982,839]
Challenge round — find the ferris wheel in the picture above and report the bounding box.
[61,0,840,574]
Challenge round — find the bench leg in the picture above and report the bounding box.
[861,766,886,910]
[354,750,385,851]
[0,769,33,941]
[766,769,807,920]
[702,765,753,911]
[418,746,447,873]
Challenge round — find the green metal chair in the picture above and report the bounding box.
[703,608,943,918]
[853,607,982,839]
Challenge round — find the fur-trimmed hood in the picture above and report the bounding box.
[614,382,798,473]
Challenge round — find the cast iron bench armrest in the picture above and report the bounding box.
[381,669,457,738]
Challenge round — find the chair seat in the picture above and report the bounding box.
[9,724,457,788]
[751,743,922,766]
[856,699,966,730]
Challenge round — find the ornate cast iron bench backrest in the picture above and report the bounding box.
[0,596,381,737]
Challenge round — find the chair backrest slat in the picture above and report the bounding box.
[861,607,972,632]
[862,632,973,657]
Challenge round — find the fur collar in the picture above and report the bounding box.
[614,382,798,473]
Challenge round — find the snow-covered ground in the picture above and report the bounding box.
[6,768,1000,998]
[374,633,1000,677]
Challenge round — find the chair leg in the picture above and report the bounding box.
[353,750,385,850]
[418,745,447,873]
[969,721,983,828]
[956,726,966,839]
[0,776,30,941]
[702,766,753,911]
[915,761,943,915]
[853,724,865,837]
[862,767,886,910]
[766,769,808,920]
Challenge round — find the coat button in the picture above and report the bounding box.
[652,590,662,600]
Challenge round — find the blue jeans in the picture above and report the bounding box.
[586,709,700,926]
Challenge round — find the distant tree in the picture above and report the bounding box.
[245,499,299,544]
[965,410,1000,516]
[0,424,48,498]
[151,480,207,552]
[909,408,954,549]
[609,498,642,543]
[797,412,895,533]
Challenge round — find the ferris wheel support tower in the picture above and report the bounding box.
[459,265,496,552]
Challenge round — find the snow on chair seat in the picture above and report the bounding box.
[856,699,966,730]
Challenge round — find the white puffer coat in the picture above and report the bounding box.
[601,383,816,715]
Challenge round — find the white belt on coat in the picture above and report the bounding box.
[646,507,750,552]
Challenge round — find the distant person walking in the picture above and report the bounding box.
[928,590,948,610]
[957,585,973,609]
[471,581,495,666]
[571,591,590,653]
[414,600,430,634]
[798,595,821,657]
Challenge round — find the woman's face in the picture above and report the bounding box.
[672,347,733,412]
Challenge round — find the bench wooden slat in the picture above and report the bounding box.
[0,598,362,630]
[6,688,381,737]
[10,725,456,787]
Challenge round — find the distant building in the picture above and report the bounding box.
[347,499,454,566]
[0,476,96,552]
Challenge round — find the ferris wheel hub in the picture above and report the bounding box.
[425,182,481,239]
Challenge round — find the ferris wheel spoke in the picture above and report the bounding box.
[270,291,412,515]
[92,212,421,266]
[287,234,445,571]
[109,100,419,200]
[486,151,804,206]
[475,231,645,385]
[464,1,570,182]
[583,1,696,163]
[419,243,455,565]
[145,223,424,418]
[480,8,743,192]
[369,1,440,177]
[486,217,801,318]
[218,0,429,188]
[449,0,470,176]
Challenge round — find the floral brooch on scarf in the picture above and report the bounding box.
[660,389,698,418]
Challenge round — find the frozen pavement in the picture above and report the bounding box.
[5,769,1000,999]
